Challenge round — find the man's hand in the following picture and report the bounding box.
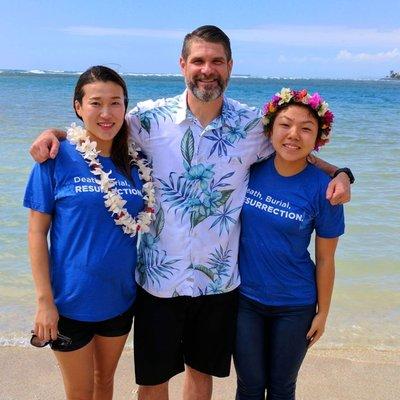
[29,129,66,163]
[326,172,351,205]
[308,154,352,205]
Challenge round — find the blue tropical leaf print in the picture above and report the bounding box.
[223,103,250,124]
[225,125,247,144]
[184,164,215,190]
[158,173,201,219]
[138,103,178,134]
[208,245,231,278]
[189,189,233,229]
[243,117,261,133]
[235,108,251,122]
[158,131,238,230]
[139,115,151,134]
[136,248,180,287]
[225,267,240,290]
[209,200,241,236]
[154,207,165,239]
[205,279,224,294]
[204,130,234,158]
[203,244,233,293]
[181,128,195,168]
[210,172,235,190]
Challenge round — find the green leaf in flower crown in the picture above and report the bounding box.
[181,128,194,167]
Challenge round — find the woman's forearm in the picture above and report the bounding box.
[315,236,339,317]
[28,212,54,305]
[315,257,335,317]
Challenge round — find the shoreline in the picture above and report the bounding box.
[1,347,399,400]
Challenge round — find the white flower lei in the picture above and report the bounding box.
[66,123,155,237]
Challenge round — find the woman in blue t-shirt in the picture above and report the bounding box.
[24,66,154,399]
[234,88,345,400]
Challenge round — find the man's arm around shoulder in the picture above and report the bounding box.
[309,155,353,206]
[30,129,67,163]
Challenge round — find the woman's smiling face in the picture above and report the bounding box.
[74,81,125,155]
[271,104,319,164]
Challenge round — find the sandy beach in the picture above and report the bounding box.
[1,346,399,400]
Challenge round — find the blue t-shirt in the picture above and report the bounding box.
[24,141,144,321]
[239,155,345,306]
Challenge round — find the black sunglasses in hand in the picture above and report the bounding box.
[30,330,72,348]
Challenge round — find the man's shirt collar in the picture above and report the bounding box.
[174,90,237,129]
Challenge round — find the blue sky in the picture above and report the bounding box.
[1,0,400,78]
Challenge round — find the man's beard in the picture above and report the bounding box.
[186,74,229,102]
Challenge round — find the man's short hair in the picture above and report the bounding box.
[181,25,232,61]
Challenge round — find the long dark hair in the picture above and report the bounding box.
[73,66,132,179]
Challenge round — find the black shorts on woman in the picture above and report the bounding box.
[51,303,135,352]
[134,286,239,385]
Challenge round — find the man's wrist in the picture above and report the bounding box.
[53,129,67,140]
[332,167,355,184]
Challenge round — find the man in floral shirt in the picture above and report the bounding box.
[30,25,351,400]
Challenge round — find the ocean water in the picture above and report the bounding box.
[0,70,399,350]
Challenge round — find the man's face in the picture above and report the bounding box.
[180,39,233,102]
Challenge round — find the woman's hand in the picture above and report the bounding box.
[34,301,59,342]
[306,313,327,348]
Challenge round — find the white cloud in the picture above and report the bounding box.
[228,26,400,47]
[62,25,400,48]
[277,55,327,64]
[336,48,400,61]
[62,26,185,39]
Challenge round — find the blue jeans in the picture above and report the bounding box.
[234,295,316,400]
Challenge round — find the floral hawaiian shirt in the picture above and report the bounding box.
[127,91,273,297]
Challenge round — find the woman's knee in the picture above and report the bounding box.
[65,387,94,400]
[236,376,266,400]
[266,378,296,400]
[94,368,115,390]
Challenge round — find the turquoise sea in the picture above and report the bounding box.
[0,70,399,350]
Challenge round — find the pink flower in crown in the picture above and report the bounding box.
[293,89,308,101]
[323,110,334,124]
[272,95,280,103]
[308,93,322,109]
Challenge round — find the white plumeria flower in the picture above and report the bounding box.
[318,102,329,117]
[67,123,155,238]
[278,88,292,105]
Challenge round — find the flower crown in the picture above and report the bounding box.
[262,88,334,150]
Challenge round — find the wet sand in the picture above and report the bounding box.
[1,347,399,399]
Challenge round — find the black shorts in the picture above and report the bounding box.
[134,287,239,385]
[51,304,135,352]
